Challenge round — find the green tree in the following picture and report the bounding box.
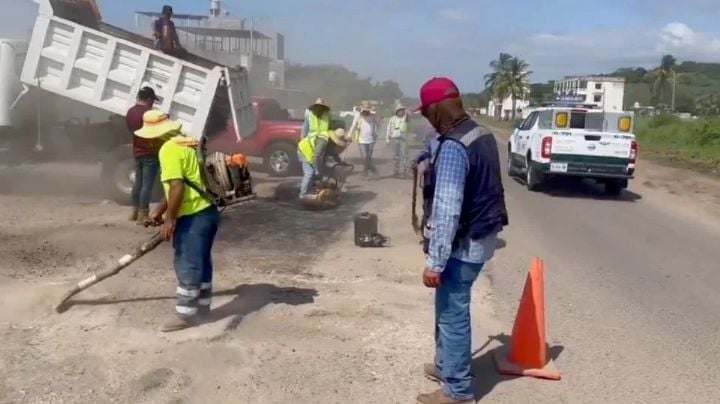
[651,54,677,108]
[484,53,512,118]
[485,54,532,120]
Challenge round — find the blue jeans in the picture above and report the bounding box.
[391,137,408,175]
[299,152,316,197]
[172,206,220,317]
[435,258,484,400]
[359,143,377,176]
[131,157,159,210]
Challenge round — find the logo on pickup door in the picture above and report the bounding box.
[587,144,597,151]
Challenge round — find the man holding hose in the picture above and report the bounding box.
[136,110,220,333]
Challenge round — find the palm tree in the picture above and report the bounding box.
[651,54,677,109]
[484,53,512,119]
[498,57,532,120]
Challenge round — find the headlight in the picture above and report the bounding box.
[555,112,568,128]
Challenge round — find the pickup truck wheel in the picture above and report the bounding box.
[264,143,300,177]
[507,147,519,177]
[605,179,626,197]
[100,144,134,205]
[525,160,543,191]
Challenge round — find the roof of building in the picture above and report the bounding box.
[135,11,209,21]
[175,26,270,39]
[559,76,626,83]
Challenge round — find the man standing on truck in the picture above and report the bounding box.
[297,98,331,199]
[153,5,183,57]
[126,87,160,224]
[415,77,508,404]
[137,110,220,333]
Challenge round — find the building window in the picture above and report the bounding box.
[595,83,602,90]
[579,80,588,89]
[594,94,603,103]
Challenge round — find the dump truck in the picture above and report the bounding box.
[1,0,255,201]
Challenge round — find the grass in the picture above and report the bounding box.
[635,116,720,174]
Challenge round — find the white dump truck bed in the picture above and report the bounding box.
[20,0,255,140]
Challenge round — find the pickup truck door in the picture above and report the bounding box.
[516,112,538,156]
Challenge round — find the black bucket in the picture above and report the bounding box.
[354,212,378,246]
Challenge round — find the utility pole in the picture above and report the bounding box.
[249,17,254,71]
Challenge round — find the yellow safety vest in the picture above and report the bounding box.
[298,113,330,163]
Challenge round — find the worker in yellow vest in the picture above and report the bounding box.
[297,98,331,199]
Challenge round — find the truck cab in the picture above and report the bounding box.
[507,105,638,196]
[209,97,347,177]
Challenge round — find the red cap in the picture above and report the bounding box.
[416,77,460,111]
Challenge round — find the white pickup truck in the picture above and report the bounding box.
[2,0,255,200]
[507,105,638,196]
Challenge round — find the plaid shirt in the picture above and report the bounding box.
[426,137,498,272]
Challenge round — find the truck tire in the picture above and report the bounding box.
[525,159,543,192]
[605,179,627,197]
[507,145,519,177]
[264,142,300,177]
[100,144,135,205]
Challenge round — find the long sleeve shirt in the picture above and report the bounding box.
[415,133,440,164]
[301,109,311,138]
[426,139,498,272]
[386,116,409,141]
[348,114,378,144]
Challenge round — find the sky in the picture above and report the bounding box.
[3,0,720,95]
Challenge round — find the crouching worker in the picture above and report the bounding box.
[137,110,220,333]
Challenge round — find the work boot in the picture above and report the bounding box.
[128,208,139,221]
[423,363,442,384]
[136,209,149,226]
[416,389,474,404]
[159,314,197,333]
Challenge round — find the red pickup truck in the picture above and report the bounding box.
[210,98,304,177]
[209,97,345,177]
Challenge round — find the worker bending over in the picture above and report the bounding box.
[297,98,331,199]
[137,110,220,333]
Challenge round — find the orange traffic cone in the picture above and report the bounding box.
[494,257,561,380]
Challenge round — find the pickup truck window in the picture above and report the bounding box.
[520,112,538,130]
[570,112,586,129]
[258,100,290,121]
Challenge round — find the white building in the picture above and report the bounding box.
[488,96,530,120]
[553,76,625,111]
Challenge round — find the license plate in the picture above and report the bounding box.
[550,162,568,173]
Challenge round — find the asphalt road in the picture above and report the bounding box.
[485,127,720,402]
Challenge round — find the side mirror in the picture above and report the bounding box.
[513,120,523,129]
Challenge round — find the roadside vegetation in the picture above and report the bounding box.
[635,115,720,172]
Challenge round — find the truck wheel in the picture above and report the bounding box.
[605,179,626,197]
[100,144,135,205]
[507,146,519,177]
[525,160,543,191]
[264,142,300,177]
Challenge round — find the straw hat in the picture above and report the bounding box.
[359,101,374,112]
[134,110,182,139]
[330,128,348,147]
[395,104,407,112]
[310,97,329,109]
